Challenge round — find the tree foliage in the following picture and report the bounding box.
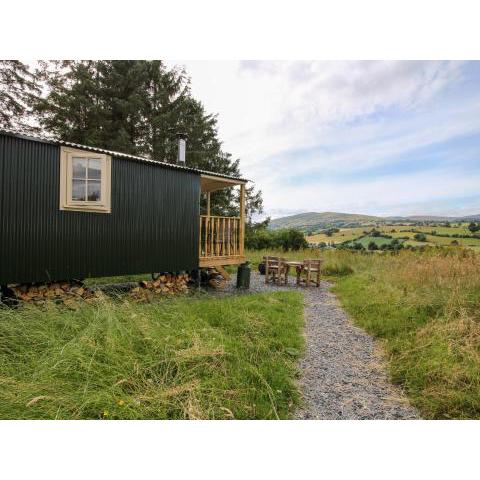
[245,219,308,251]
[324,227,339,237]
[414,233,427,242]
[468,222,480,233]
[32,60,263,218]
[0,61,40,132]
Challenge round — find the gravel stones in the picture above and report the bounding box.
[218,272,419,420]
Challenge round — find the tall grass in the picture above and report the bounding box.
[246,246,480,418]
[0,291,304,419]
[329,248,480,419]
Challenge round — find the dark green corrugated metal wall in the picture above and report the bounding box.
[0,134,200,284]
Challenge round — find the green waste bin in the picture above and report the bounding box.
[236,262,251,289]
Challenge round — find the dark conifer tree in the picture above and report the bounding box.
[35,60,263,218]
[0,61,40,132]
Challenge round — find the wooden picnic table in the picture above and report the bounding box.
[284,260,304,285]
[285,261,303,267]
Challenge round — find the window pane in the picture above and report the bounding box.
[87,180,101,202]
[72,179,86,201]
[72,157,87,179]
[88,159,102,180]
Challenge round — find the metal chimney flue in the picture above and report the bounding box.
[177,133,187,166]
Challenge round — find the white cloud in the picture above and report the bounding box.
[263,167,480,218]
[169,60,480,217]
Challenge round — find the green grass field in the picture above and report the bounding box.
[0,291,304,419]
[424,234,480,247]
[307,223,480,250]
[328,249,480,419]
[406,224,473,236]
[344,235,402,248]
[307,227,365,244]
[388,231,416,239]
[403,240,429,247]
[245,248,480,419]
[3,244,479,420]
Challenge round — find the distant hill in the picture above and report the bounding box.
[454,214,480,222]
[269,211,480,231]
[396,215,456,222]
[269,212,382,230]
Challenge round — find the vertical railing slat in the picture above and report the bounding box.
[210,215,213,256]
[233,218,237,255]
[205,216,208,257]
[199,216,203,257]
[237,218,240,253]
[227,218,230,256]
[222,218,225,256]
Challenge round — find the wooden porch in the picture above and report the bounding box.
[198,174,247,268]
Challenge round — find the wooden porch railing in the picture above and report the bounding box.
[199,215,242,259]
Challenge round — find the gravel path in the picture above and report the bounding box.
[216,272,419,420]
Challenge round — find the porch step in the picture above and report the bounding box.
[214,265,231,281]
[202,266,231,290]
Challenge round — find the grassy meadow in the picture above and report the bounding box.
[0,291,304,419]
[247,247,480,419]
[308,226,365,244]
[2,243,479,420]
[344,235,403,248]
[332,249,480,419]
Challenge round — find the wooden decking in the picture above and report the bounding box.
[199,255,246,268]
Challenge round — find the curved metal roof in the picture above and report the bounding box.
[0,129,249,184]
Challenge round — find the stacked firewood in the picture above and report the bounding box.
[7,282,103,308]
[130,273,190,301]
[3,272,210,307]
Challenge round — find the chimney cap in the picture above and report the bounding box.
[175,132,188,140]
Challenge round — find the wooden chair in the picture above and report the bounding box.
[264,256,288,285]
[297,259,322,287]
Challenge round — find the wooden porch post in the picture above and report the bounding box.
[206,192,211,256]
[239,184,246,256]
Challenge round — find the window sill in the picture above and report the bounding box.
[60,204,111,214]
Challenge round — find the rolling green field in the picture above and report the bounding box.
[307,223,480,250]
[344,235,403,248]
[307,227,365,244]
[405,224,473,236]
[403,240,430,247]
[0,291,304,419]
[424,234,480,247]
[388,231,416,239]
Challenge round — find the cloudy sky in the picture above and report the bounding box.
[173,61,480,219]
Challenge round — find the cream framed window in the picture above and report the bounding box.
[60,146,111,213]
